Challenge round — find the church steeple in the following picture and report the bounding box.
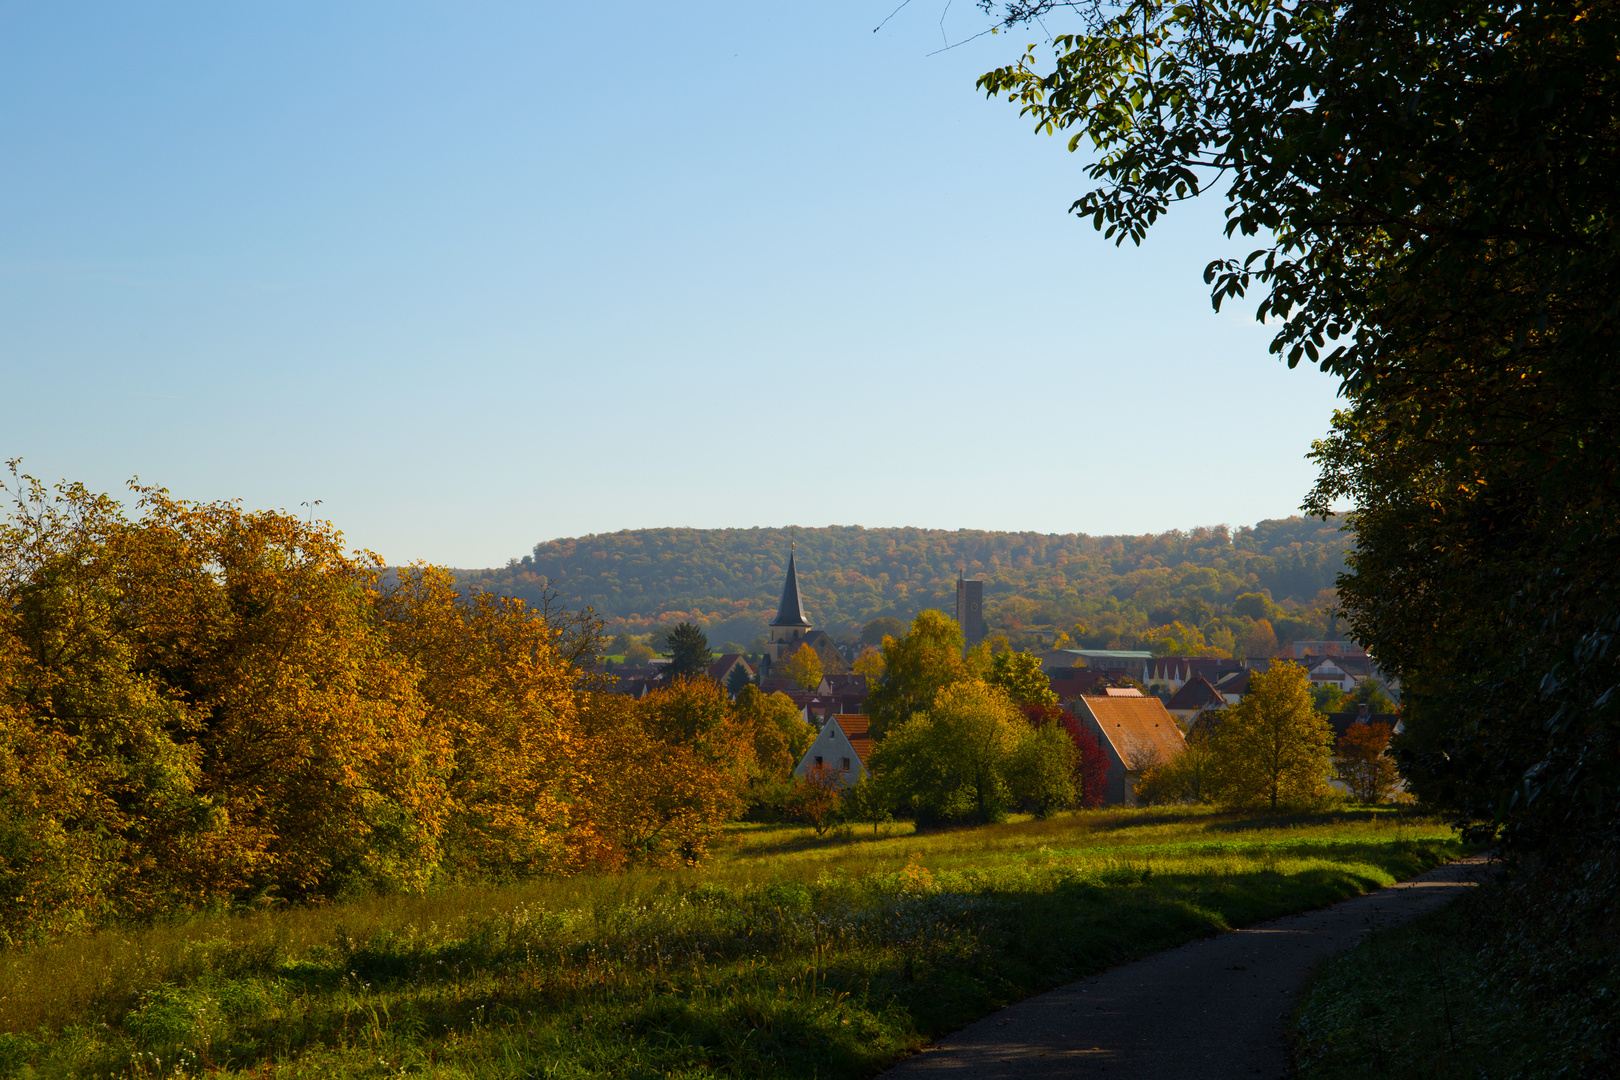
[770,545,812,628]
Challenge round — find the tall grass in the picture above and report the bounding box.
[0,806,1460,1079]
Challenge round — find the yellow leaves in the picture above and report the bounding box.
[1209,662,1337,810]
[777,642,824,692]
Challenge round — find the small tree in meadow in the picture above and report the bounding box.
[1336,721,1400,804]
[785,765,844,837]
[841,774,893,836]
[1209,662,1336,810]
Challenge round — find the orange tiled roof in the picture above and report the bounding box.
[835,714,872,766]
[1078,696,1187,766]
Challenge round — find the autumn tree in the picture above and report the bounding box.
[852,645,885,683]
[1134,729,1218,806]
[573,677,754,865]
[663,621,711,682]
[773,641,821,692]
[865,609,967,740]
[1208,662,1336,810]
[1061,716,1109,809]
[985,650,1058,707]
[1244,620,1279,658]
[377,564,581,879]
[733,685,814,781]
[1337,721,1401,805]
[785,764,845,837]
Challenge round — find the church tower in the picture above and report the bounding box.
[768,545,813,663]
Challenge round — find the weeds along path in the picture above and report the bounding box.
[881,855,1490,1080]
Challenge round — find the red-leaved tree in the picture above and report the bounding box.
[1062,715,1109,809]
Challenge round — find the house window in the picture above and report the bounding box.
[814,755,823,767]
[841,757,851,771]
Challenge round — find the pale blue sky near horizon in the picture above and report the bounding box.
[2,2,1347,568]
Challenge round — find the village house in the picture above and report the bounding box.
[707,653,753,688]
[793,714,873,787]
[1071,693,1188,804]
[1165,675,1227,723]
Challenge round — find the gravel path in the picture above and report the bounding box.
[882,856,1490,1080]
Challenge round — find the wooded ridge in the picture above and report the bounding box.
[460,517,1349,644]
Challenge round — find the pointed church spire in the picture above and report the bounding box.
[770,544,812,628]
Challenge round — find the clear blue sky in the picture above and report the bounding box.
[1,1,1345,568]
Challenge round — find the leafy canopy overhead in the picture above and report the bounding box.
[979,0,1620,854]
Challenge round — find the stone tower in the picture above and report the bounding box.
[956,572,985,654]
[768,545,813,663]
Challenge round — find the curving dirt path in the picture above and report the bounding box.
[882,856,1489,1080]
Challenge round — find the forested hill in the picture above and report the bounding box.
[460,517,1351,650]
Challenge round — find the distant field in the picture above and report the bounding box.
[0,807,1462,1079]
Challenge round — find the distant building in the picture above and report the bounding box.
[1165,675,1227,719]
[956,574,985,653]
[762,546,848,678]
[1038,649,1153,682]
[794,715,872,787]
[1284,640,1368,658]
[1071,695,1187,804]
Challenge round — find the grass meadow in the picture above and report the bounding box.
[0,806,1463,1079]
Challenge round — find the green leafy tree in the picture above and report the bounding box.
[1134,729,1219,806]
[1209,663,1336,810]
[1310,684,1347,714]
[1345,680,1397,715]
[865,609,967,741]
[732,686,814,781]
[985,650,1058,707]
[1005,721,1076,817]
[977,0,1619,856]
[869,680,1031,826]
[663,622,711,682]
[724,662,754,698]
[841,775,894,836]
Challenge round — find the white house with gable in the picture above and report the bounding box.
[793,714,872,787]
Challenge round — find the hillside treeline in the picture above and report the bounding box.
[465,518,1349,646]
[0,470,804,946]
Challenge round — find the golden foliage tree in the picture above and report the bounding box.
[776,641,823,691]
[732,685,814,782]
[1209,662,1336,809]
[1134,728,1219,806]
[572,677,754,866]
[0,466,769,942]
[851,645,885,683]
